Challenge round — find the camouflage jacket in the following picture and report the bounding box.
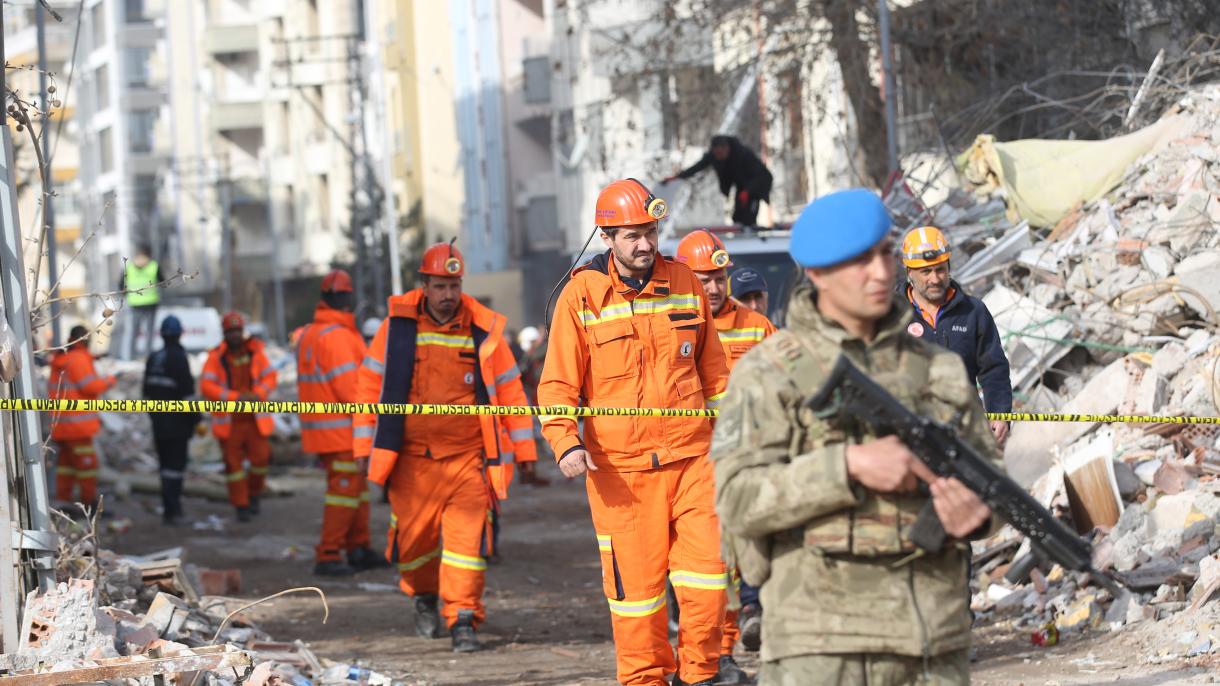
[710,280,1003,662]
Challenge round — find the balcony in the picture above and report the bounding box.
[211,101,263,131]
[205,24,259,55]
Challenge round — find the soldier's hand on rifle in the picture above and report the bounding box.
[558,449,598,479]
[845,436,937,494]
[930,477,992,538]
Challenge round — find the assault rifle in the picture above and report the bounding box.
[806,354,1125,596]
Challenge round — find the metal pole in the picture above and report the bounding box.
[262,159,286,343]
[366,0,402,295]
[0,125,58,594]
[347,37,365,306]
[878,0,900,174]
[36,3,61,348]
[219,176,233,312]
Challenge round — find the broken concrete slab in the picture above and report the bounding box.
[143,592,191,640]
[1005,357,1135,487]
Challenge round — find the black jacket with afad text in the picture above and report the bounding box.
[905,280,1013,413]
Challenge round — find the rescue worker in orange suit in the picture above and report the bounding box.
[49,325,116,509]
[298,270,388,577]
[538,179,731,686]
[353,242,538,653]
[201,312,277,522]
[675,230,776,683]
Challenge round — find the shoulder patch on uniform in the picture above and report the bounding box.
[774,332,803,361]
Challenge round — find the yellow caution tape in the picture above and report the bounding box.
[0,398,1218,424]
[0,398,716,418]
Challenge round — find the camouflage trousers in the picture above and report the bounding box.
[761,650,969,686]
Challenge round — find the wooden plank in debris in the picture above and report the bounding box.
[0,645,251,686]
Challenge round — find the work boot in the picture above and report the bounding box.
[413,594,441,639]
[235,507,252,523]
[347,547,391,571]
[313,560,355,577]
[450,610,479,653]
[248,495,261,516]
[715,655,751,685]
[739,603,762,652]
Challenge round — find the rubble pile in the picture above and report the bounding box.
[942,84,1220,659]
[0,535,398,685]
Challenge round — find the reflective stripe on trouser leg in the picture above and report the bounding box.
[247,433,272,498]
[349,489,371,551]
[668,457,726,683]
[73,443,99,504]
[54,441,76,501]
[317,453,366,562]
[586,468,676,686]
[436,452,490,629]
[220,435,249,508]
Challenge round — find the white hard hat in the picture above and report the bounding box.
[361,318,381,338]
[518,326,541,350]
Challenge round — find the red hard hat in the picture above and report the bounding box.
[676,229,733,272]
[419,242,465,277]
[594,178,668,228]
[321,269,354,293]
[221,311,245,331]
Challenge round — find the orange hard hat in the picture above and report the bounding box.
[594,178,668,228]
[901,226,951,269]
[221,311,245,331]
[419,241,465,277]
[321,269,354,293]
[675,229,733,272]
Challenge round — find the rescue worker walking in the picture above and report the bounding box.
[675,230,776,680]
[142,316,199,525]
[664,135,773,227]
[354,243,537,653]
[297,270,387,576]
[201,312,277,522]
[538,179,731,686]
[49,325,116,509]
[711,189,1000,686]
[901,227,1013,446]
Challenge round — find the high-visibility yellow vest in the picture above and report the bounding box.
[125,260,160,307]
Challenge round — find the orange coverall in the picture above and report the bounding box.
[201,338,277,507]
[354,290,536,629]
[297,304,370,562]
[538,251,730,686]
[48,344,115,503]
[711,297,776,656]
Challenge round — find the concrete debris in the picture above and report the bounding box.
[0,543,400,685]
[960,85,1220,658]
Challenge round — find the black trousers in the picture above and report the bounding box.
[155,436,190,517]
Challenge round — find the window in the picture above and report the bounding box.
[94,64,110,112]
[132,175,157,225]
[124,0,146,23]
[98,127,114,173]
[128,110,156,153]
[92,1,107,49]
[125,47,152,87]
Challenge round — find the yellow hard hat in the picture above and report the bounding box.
[901,226,951,269]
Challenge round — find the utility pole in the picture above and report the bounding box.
[219,169,233,313]
[364,0,402,295]
[36,3,60,348]
[346,35,366,309]
[878,0,900,175]
[0,3,58,607]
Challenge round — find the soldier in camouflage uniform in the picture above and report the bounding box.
[710,189,1002,686]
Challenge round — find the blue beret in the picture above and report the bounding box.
[729,267,767,297]
[789,189,892,268]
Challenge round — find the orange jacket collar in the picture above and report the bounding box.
[574,250,673,297]
[216,336,265,358]
[387,289,503,339]
[312,304,357,330]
